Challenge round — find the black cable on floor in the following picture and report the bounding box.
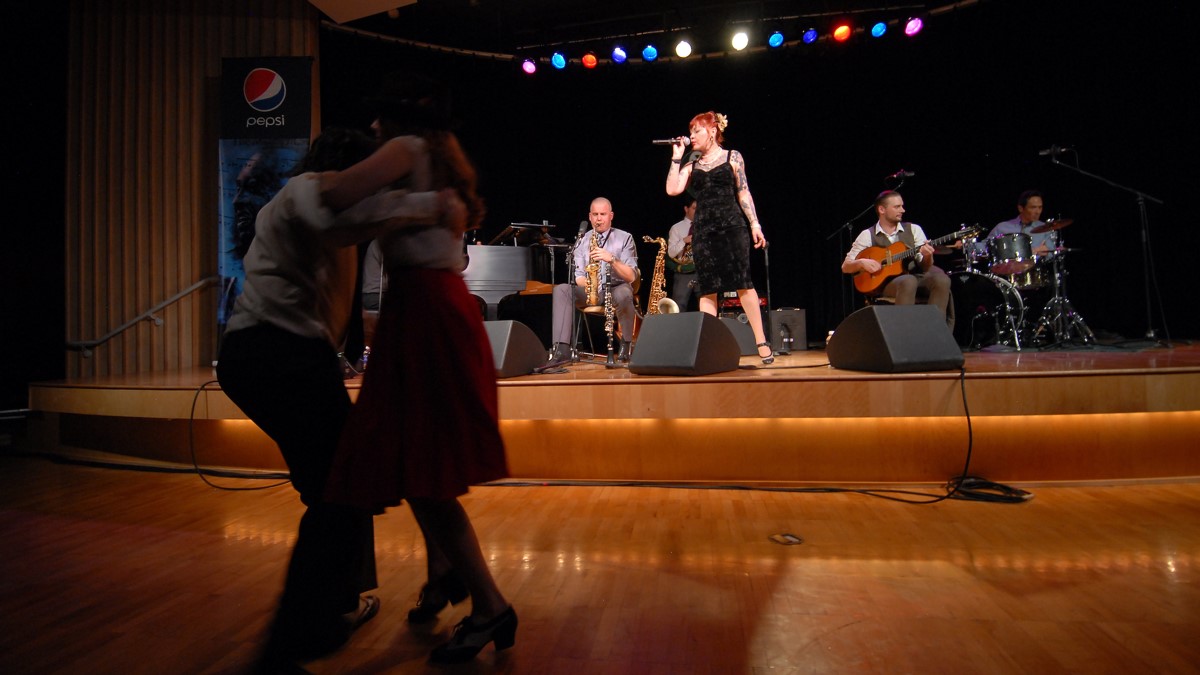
[189,380,291,491]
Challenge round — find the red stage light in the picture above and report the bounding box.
[833,24,852,42]
[582,52,598,69]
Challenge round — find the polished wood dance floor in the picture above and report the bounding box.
[1,452,1197,674]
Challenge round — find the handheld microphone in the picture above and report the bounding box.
[578,220,588,236]
[886,169,916,180]
[1038,145,1065,156]
[651,137,691,146]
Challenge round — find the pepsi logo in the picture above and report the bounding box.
[243,68,287,112]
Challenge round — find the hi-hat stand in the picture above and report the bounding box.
[1032,245,1094,346]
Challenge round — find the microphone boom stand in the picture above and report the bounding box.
[1049,152,1165,341]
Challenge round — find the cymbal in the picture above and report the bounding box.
[1030,218,1073,234]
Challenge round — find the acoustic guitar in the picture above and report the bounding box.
[853,226,980,295]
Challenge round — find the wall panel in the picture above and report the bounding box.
[65,0,318,377]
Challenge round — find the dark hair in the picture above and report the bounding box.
[367,73,485,231]
[1017,189,1042,207]
[875,190,901,209]
[290,127,378,176]
[367,72,454,135]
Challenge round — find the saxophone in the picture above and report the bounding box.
[642,235,679,314]
[584,230,602,306]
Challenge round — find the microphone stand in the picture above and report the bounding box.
[565,229,584,362]
[827,200,879,320]
[1048,151,1166,342]
[826,176,909,318]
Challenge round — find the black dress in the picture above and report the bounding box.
[688,151,753,296]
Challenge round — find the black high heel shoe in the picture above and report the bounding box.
[757,341,774,365]
[430,606,518,664]
[407,572,469,624]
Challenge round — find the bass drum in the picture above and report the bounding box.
[950,271,1025,349]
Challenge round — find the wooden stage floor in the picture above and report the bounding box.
[22,342,1200,485]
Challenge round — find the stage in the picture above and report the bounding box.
[22,342,1200,485]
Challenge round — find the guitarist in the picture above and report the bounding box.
[840,190,952,325]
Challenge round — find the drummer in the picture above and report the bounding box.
[983,190,1057,255]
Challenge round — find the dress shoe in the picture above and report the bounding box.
[407,573,469,624]
[543,342,572,369]
[347,595,381,630]
[257,595,379,667]
[617,340,632,363]
[429,605,518,664]
[757,341,774,365]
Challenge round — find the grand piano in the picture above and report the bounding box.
[463,244,533,320]
[462,223,569,320]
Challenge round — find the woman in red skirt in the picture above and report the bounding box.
[321,73,516,664]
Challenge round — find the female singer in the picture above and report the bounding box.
[664,111,772,364]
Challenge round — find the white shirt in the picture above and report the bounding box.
[843,221,930,267]
[227,173,438,348]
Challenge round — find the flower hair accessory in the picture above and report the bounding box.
[715,113,728,131]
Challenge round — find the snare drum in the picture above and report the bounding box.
[1003,266,1048,291]
[988,233,1035,275]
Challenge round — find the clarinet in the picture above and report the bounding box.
[603,260,616,367]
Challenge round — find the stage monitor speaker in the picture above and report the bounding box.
[827,305,963,373]
[769,308,808,353]
[483,320,546,378]
[629,313,741,376]
[718,316,757,356]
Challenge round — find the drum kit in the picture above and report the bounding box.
[945,218,1094,350]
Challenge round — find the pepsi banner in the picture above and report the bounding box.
[217,57,313,327]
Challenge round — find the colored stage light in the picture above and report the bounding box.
[905,18,924,36]
[521,59,536,74]
[551,52,567,69]
[642,45,658,61]
[612,46,627,63]
[731,31,749,51]
[871,22,887,38]
[768,31,784,48]
[802,28,818,44]
[582,52,598,69]
[833,24,852,42]
[675,40,692,58]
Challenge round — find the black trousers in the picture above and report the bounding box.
[217,324,376,624]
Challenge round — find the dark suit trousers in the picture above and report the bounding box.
[217,324,376,620]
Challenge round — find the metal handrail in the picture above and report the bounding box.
[66,275,220,356]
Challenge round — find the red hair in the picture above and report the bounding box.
[689,111,725,145]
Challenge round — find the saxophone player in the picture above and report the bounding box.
[666,198,700,312]
[545,197,640,368]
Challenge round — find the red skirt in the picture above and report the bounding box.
[325,268,508,510]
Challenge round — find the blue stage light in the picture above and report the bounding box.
[642,44,658,61]
[612,46,627,63]
[551,52,567,69]
[768,31,785,48]
[802,28,818,44]
[871,22,887,38]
